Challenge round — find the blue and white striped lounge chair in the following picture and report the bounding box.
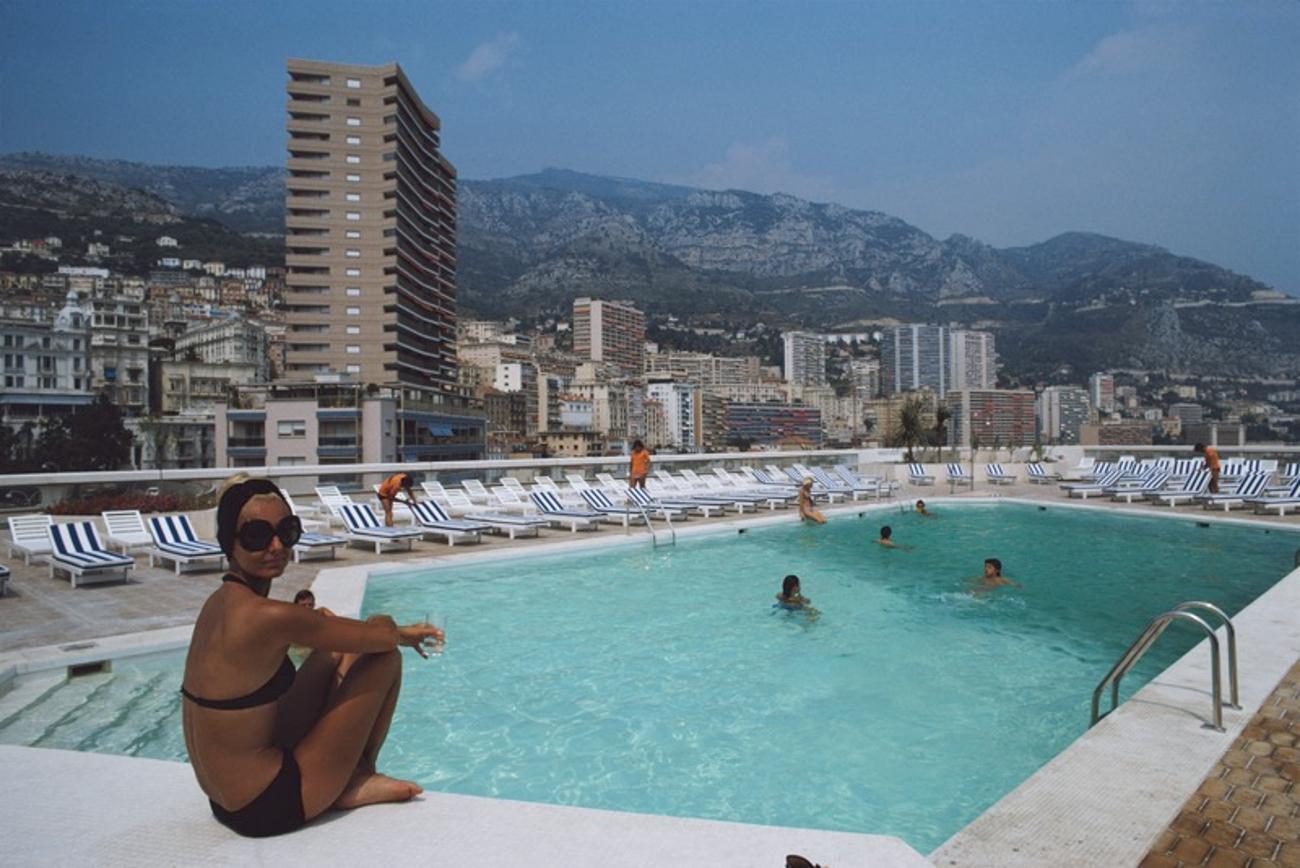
[946,464,974,492]
[1107,470,1170,503]
[1149,469,1211,507]
[833,465,896,498]
[1060,468,1126,500]
[654,471,751,512]
[434,494,546,539]
[1026,463,1058,484]
[908,464,935,486]
[0,562,9,597]
[711,468,795,509]
[803,466,869,501]
[745,467,799,492]
[778,467,846,503]
[529,491,603,532]
[624,485,695,520]
[48,521,134,588]
[1247,477,1300,516]
[1196,472,1272,512]
[681,469,773,508]
[7,514,53,565]
[147,515,225,575]
[1281,463,1300,484]
[293,532,348,563]
[985,464,1017,485]
[337,503,423,553]
[409,501,491,546]
[580,489,648,527]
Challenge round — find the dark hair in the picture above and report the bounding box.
[399,473,413,489]
[632,439,645,451]
[216,478,289,557]
[985,558,1002,575]
[880,526,892,539]
[1193,443,1205,453]
[293,589,315,605]
[781,574,800,599]
[916,500,925,507]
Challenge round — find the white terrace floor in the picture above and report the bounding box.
[2,478,1299,866]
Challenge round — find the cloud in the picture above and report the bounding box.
[455,32,520,82]
[1067,21,1197,78]
[673,138,838,202]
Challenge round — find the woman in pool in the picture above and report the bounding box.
[181,478,442,838]
[774,574,819,620]
[798,478,827,524]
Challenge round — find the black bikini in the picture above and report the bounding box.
[181,574,306,838]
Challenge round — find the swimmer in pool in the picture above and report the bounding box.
[774,574,819,620]
[970,557,1022,593]
[915,499,935,517]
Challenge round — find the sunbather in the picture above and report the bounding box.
[181,477,441,838]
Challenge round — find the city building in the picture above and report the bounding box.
[948,330,997,390]
[89,293,150,415]
[1079,420,1154,446]
[1183,422,1245,447]
[1089,373,1116,413]
[724,402,823,448]
[283,58,460,403]
[1169,402,1205,426]
[538,430,606,457]
[946,389,1036,451]
[1036,386,1091,445]
[881,324,948,396]
[864,390,938,446]
[493,361,538,435]
[645,379,698,451]
[645,351,760,386]
[0,292,94,441]
[781,331,827,386]
[173,316,271,381]
[847,358,880,398]
[572,297,645,379]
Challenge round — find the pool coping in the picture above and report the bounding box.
[1,497,1298,867]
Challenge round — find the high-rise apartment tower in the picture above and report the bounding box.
[881,324,948,396]
[782,331,827,386]
[572,298,645,379]
[948,329,997,390]
[283,59,458,398]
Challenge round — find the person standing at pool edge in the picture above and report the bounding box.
[181,477,442,837]
[798,478,827,524]
[376,471,417,527]
[629,440,651,490]
[1194,443,1220,494]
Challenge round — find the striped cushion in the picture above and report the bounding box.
[50,522,133,569]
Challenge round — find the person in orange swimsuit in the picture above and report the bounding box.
[629,440,652,489]
[376,472,417,527]
[1194,443,1220,494]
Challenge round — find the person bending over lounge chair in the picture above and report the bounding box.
[1194,443,1221,494]
[376,472,418,527]
[181,477,442,838]
[798,478,827,524]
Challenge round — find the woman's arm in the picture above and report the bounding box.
[262,603,437,655]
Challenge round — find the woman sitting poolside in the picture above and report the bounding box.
[180,478,442,838]
[797,478,827,525]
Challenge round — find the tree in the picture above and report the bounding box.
[33,395,133,472]
[931,405,951,458]
[896,396,925,463]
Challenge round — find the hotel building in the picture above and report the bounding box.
[572,298,645,379]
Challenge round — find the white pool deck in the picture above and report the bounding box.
[1,496,1298,866]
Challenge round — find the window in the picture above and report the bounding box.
[40,376,56,389]
[345,135,361,145]
[345,211,361,221]
[345,230,361,239]
[345,364,361,374]
[73,377,82,389]
[346,117,361,127]
[346,193,361,203]
[346,173,361,183]
[277,456,306,466]
[346,98,360,107]
[346,249,361,258]
[346,287,361,297]
[345,268,361,277]
[346,78,361,89]
[73,358,82,371]
[42,336,51,348]
[3,353,19,369]
[4,375,24,388]
[73,338,81,350]
[346,345,361,354]
[345,154,361,164]
[346,325,360,335]
[277,420,307,438]
[346,306,361,315]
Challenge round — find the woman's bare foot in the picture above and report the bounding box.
[334,769,423,810]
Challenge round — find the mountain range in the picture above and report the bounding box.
[1,152,1296,380]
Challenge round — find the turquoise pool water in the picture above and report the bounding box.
[1,504,1295,852]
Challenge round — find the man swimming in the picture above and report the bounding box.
[876,526,898,548]
[972,557,1022,592]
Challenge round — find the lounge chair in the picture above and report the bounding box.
[658,471,756,512]
[1247,478,1300,516]
[1281,463,1300,484]
[337,503,423,553]
[579,489,648,527]
[797,465,866,502]
[1026,463,1058,484]
[946,464,974,492]
[147,515,226,575]
[7,514,53,565]
[1060,468,1126,500]
[48,521,135,588]
[432,495,546,539]
[1196,472,1272,512]
[985,464,1017,485]
[408,501,490,546]
[101,510,155,554]
[1106,470,1170,503]
[489,485,542,515]
[713,468,795,508]
[293,532,348,563]
[623,485,694,520]
[314,486,353,528]
[420,480,454,504]
[1064,456,1096,480]
[1149,469,1211,507]
[461,479,497,506]
[0,563,9,597]
[283,492,327,530]
[528,491,603,532]
[907,464,935,486]
[371,483,416,525]
[833,465,897,498]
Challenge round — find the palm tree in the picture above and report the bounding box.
[897,396,925,463]
[932,405,951,461]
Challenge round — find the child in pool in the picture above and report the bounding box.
[774,574,820,620]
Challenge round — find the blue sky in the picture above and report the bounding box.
[2,0,1297,293]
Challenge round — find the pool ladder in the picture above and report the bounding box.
[1091,601,1239,732]
[630,498,676,547]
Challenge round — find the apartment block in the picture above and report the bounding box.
[724,402,823,448]
[283,59,458,399]
[1089,373,1116,413]
[881,324,948,396]
[1036,386,1091,445]
[572,297,645,379]
[174,317,270,381]
[645,351,760,386]
[945,389,1036,450]
[782,331,827,386]
[89,293,150,415]
[948,330,997,390]
[645,379,698,451]
[0,293,94,438]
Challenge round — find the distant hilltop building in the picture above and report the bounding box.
[1089,372,1116,413]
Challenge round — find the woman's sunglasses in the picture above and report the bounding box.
[236,515,303,552]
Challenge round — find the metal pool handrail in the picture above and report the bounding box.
[1090,602,1239,733]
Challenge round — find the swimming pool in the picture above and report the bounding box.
[1,503,1295,852]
